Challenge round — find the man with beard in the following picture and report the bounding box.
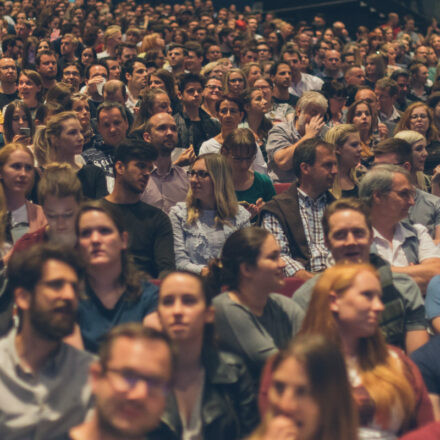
[140,113,189,213]
[0,244,94,439]
[0,57,18,108]
[36,50,58,92]
[123,57,148,114]
[66,323,173,440]
[102,139,175,279]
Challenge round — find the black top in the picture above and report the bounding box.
[77,164,108,199]
[101,199,175,278]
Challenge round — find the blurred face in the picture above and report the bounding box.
[11,107,29,135]
[254,78,272,102]
[228,72,245,95]
[55,118,84,158]
[43,195,78,245]
[152,93,172,115]
[28,260,79,341]
[91,337,171,437]
[127,61,148,90]
[247,89,270,114]
[60,37,75,56]
[247,65,262,86]
[72,99,91,130]
[118,159,154,194]
[242,50,257,64]
[81,48,94,67]
[269,357,320,440]
[374,87,395,113]
[396,75,409,98]
[365,57,377,76]
[18,74,41,102]
[416,65,429,84]
[257,44,270,61]
[206,45,221,62]
[305,146,338,193]
[296,104,326,135]
[376,172,415,222]
[0,57,17,83]
[218,100,243,130]
[203,78,222,103]
[331,270,384,339]
[78,210,127,267]
[148,75,165,90]
[120,47,137,63]
[181,81,203,108]
[167,47,185,68]
[411,138,428,171]
[106,59,121,80]
[326,209,372,263]
[38,54,57,79]
[273,63,292,88]
[247,234,286,292]
[62,65,81,90]
[337,133,362,169]
[409,106,430,135]
[355,89,377,113]
[0,149,33,195]
[352,103,372,131]
[324,50,341,72]
[158,273,213,342]
[89,64,108,82]
[97,108,128,147]
[143,113,177,153]
[37,41,50,54]
[345,68,365,86]
[188,159,214,207]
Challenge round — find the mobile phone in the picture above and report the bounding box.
[238,200,250,208]
[19,127,31,136]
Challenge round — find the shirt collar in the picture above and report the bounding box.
[297,187,328,204]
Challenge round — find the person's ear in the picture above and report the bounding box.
[239,261,254,279]
[402,161,412,172]
[14,287,31,311]
[329,291,339,312]
[90,361,103,393]
[125,71,132,83]
[205,305,215,324]
[121,231,129,250]
[114,160,126,176]
[143,131,151,144]
[300,161,310,176]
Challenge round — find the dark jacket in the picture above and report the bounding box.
[259,182,335,270]
[149,349,259,440]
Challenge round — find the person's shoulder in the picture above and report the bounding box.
[254,172,273,185]
[169,201,187,217]
[268,293,301,312]
[212,291,234,308]
[412,334,440,359]
[62,341,96,366]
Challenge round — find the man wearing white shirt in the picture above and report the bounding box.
[359,164,440,293]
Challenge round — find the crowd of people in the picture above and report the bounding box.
[3,0,440,439]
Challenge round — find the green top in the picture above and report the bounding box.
[235,172,276,205]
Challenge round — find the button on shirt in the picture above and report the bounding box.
[141,165,189,214]
[0,329,95,440]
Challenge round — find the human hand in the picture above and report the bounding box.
[263,416,298,440]
[378,122,389,140]
[174,145,196,167]
[12,134,30,145]
[304,115,325,138]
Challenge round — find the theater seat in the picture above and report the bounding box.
[275,277,305,297]
[273,183,291,194]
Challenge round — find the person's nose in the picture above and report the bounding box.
[90,230,101,243]
[60,282,77,302]
[373,295,385,313]
[278,389,299,416]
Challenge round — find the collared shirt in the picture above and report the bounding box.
[261,189,330,276]
[372,222,440,267]
[0,329,94,440]
[141,164,189,214]
[289,72,324,97]
[378,106,401,134]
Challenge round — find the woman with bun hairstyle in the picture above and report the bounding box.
[208,226,304,385]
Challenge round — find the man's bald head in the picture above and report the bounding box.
[143,112,178,155]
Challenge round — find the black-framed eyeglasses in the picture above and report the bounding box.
[187,169,210,179]
[104,367,170,397]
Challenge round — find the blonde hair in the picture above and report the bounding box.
[186,153,238,226]
[34,111,79,167]
[325,124,360,198]
[300,263,416,430]
[141,33,162,52]
[104,25,121,43]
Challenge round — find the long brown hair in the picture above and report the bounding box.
[300,263,415,430]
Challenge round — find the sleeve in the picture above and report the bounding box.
[414,224,440,261]
[251,144,268,175]
[261,212,306,276]
[411,342,440,395]
[392,273,427,331]
[214,298,279,368]
[140,281,159,316]
[168,205,205,274]
[153,210,176,277]
[291,277,319,312]
[93,166,109,199]
[425,275,440,320]
[265,122,296,161]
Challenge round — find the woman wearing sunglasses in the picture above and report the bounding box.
[169,153,250,275]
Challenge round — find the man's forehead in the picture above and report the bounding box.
[329,209,368,229]
[392,172,411,188]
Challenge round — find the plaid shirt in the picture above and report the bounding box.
[262,188,330,276]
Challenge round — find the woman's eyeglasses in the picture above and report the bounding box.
[187,170,210,179]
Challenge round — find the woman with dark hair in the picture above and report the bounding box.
[75,200,158,353]
[364,53,386,87]
[147,69,181,113]
[208,226,304,384]
[321,81,347,127]
[346,99,378,166]
[223,68,248,99]
[253,335,358,440]
[267,31,284,61]
[2,100,35,146]
[148,270,259,440]
[80,47,98,69]
[18,70,44,118]
[294,263,434,437]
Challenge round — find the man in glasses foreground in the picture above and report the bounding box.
[67,323,173,440]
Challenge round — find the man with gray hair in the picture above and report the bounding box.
[265,91,328,182]
[359,164,440,293]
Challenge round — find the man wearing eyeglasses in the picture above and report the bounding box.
[67,323,173,440]
[0,244,94,439]
[360,164,440,294]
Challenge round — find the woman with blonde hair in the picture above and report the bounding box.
[325,124,362,197]
[169,153,250,274]
[364,53,386,87]
[224,68,248,98]
[33,111,107,199]
[140,32,165,54]
[0,143,45,254]
[252,335,358,440]
[299,263,433,437]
